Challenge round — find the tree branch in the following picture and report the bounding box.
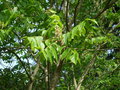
[11,51,32,82]
[94,0,118,19]
[76,46,101,90]
[58,0,65,13]
[30,52,45,71]
[49,0,54,8]
[65,0,69,31]
[73,69,77,89]
[28,60,40,90]
[50,60,64,90]
[67,0,83,28]
[44,61,50,90]
[74,0,83,26]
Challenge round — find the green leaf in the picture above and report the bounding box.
[91,36,108,44]
[35,36,45,50]
[48,9,56,14]
[42,30,47,36]
[71,21,86,37]
[45,39,51,46]
[27,37,37,51]
[67,32,72,42]
[78,21,86,36]
[70,54,76,64]
[27,36,45,51]
[72,26,78,39]
[4,7,18,27]
[85,18,98,26]
[49,45,58,60]
[69,50,80,64]
[85,36,108,44]
[65,50,72,60]
[55,44,64,54]
[39,41,45,50]
[60,48,70,60]
[45,47,53,64]
[63,34,68,44]
[42,50,48,60]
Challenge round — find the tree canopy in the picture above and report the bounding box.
[0,0,120,90]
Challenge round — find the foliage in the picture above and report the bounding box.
[0,0,120,90]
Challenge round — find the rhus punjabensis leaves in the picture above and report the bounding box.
[27,36,45,51]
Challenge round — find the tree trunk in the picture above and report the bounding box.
[28,62,40,90]
[28,82,34,90]
[45,62,50,90]
[50,60,63,90]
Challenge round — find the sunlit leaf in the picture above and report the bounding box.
[60,48,70,60]
[85,18,98,26]
[49,45,58,60]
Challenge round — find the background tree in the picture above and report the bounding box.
[0,0,120,90]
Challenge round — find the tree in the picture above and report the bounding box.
[0,0,120,90]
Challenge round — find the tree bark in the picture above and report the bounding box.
[28,61,40,90]
[28,82,34,90]
[50,60,63,90]
[45,62,50,90]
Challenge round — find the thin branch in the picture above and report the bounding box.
[76,46,101,90]
[27,50,44,90]
[0,46,45,71]
[44,61,50,90]
[73,0,80,26]
[1,46,119,54]
[72,65,77,89]
[78,48,120,51]
[0,46,29,52]
[31,61,40,80]
[73,76,77,89]
[49,0,54,8]
[94,0,118,19]
[58,0,64,13]
[11,51,32,81]
[65,0,69,31]
[109,22,120,33]
[30,51,45,71]
[68,0,83,28]
[74,0,83,26]
[28,60,40,90]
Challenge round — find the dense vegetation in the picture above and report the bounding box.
[0,0,120,90]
